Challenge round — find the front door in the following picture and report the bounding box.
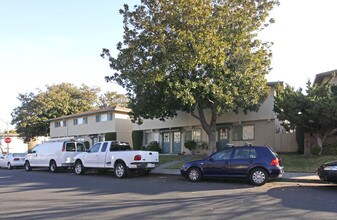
[85,142,101,167]
[162,132,171,153]
[217,127,229,150]
[173,132,181,154]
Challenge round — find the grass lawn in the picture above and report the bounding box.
[159,154,337,172]
[279,154,337,172]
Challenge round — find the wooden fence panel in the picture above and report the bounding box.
[274,133,298,153]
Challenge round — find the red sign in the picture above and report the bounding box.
[4,137,11,144]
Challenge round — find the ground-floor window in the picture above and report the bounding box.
[192,129,202,142]
[233,125,255,141]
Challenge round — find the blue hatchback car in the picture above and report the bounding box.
[180,146,284,186]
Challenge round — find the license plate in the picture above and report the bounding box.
[147,163,155,168]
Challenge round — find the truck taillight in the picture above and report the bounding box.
[134,155,142,161]
[270,158,279,166]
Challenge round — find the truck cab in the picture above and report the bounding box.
[74,141,159,178]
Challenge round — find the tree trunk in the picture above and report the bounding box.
[312,133,324,156]
[194,106,217,155]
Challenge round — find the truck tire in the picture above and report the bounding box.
[24,161,32,171]
[49,161,58,173]
[74,161,85,175]
[114,162,127,178]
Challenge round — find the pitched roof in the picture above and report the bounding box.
[49,106,131,121]
[314,69,337,85]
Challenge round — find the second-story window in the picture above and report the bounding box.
[73,117,87,125]
[55,120,66,128]
[96,113,112,122]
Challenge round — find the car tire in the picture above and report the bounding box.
[114,162,127,178]
[24,161,32,171]
[7,163,12,170]
[250,168,268,186]
[187,167,202,182]
[74,161,85,175]
[49,161,58,173]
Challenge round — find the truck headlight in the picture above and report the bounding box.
[66,157,72,163]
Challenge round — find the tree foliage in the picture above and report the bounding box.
[11,83,99,142]
[274,79,337,155]
[98,91,129,108]
[102,0,279,154]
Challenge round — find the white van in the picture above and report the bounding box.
[24,140,87,172]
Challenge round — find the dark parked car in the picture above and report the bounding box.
[317,160,337,183]
[180,146,284,186]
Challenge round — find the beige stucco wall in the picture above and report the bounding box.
[115,118,133,144]
[133,88,277,131]
[50,114,116,138]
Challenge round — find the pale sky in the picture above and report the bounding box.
[0,0,336,131]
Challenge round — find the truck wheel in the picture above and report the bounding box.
[24,161,32,171]
[74,161,85,175]
[114,162,127,178]
[49,161,58,173]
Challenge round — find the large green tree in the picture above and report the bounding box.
[98,91,129,108]
[11,83,99,142]
[274,80,337,156]
[102,0,278,154]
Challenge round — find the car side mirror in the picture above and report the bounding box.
[208,157,214,162]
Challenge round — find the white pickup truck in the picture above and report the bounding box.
[73,141,159,178]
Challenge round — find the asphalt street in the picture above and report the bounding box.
[0,168,336,220]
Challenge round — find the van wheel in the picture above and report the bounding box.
[24,161,32,171]
[250,168,268,186]
[114,162,127,178]
[74,161,85,175]
[7,162,12,170]
[49,161,58,173]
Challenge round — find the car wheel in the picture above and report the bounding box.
[49,161,58,173]
[7,163,12,170]
[114,162,127,178]
[24,161,32,171]
[74,161,85,175]
[187,167,202,182]
[250,168,268,186]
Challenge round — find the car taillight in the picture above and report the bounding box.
[270,158,279,166]
[134,155,142,161]
[13,158,20,161]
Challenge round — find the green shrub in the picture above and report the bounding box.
[311,144,322,156]
[184,140,197,151]
[146,141,161,153]
[322,142,337,155]
[198,142,208,149]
